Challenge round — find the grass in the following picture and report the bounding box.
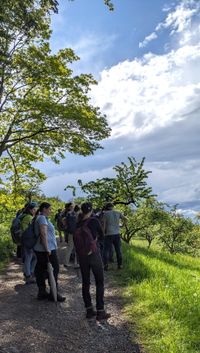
[116,240,200,353]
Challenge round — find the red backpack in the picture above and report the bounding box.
[74,218,97,257]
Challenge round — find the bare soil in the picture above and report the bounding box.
[0,256,141,353]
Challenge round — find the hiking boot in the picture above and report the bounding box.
[96,310,111,321]
[25,275,36,285]
[37,289,49,300]
[86,308,96,319]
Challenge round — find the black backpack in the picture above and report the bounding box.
[65,212,77,234]
[21,217,39,249]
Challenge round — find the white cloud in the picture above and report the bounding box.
[139,32,158,48]
[90,43,200,139]
[139,0,200,49]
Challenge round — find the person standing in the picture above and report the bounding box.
[62,203,78,268]
[102,203,125,271]
[34,202,65,302]
[20,202,38,284]
[54,209,64,242]
[74,202,110,321]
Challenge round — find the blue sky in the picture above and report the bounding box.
[40,0,200,218]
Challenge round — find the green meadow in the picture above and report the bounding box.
[116,240,200,353]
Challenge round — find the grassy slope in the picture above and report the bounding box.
[116,240,200,353]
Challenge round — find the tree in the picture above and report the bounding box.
[0,0,111,186]
[158,206,195,254]
[68,157,154,208]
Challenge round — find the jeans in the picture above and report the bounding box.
[79,251,104,311]
[34,250,59,290]
[23,247,37,277]
[103,234,122,267]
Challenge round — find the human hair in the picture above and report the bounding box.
[74,205,80,213]
[81,202,93,215]
[65,202,73,211]
[39,202,51,212]
[105,202,113,210]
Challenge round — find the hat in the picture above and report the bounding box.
[25,201,38,210]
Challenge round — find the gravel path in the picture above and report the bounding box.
[0,257,141,353]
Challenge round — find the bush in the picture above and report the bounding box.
[0,225,15,262]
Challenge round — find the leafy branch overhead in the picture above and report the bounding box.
[0,0,111,187]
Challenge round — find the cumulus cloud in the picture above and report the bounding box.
[42,0,200,214]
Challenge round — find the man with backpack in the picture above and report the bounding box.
[74,202,110,321]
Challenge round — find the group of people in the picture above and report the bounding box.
[16,200,125,320]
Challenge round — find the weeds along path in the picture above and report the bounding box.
[0,257,140,353]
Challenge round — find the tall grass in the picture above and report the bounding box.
[117,240,200,353]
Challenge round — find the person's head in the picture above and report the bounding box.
[74,205,80,213]
[65,202,73,212]
[105,202,114,211]
[24,201,38,216]
[39,202,51,217]
[81,202,93,217]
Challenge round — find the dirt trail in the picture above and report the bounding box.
[0,257,140,353]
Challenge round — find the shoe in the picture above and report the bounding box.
[37,290,49,300]
[86,308,96,319]
[74,265,80,269]
[96,310,111,321]
[104,265,108,271]
[48,293,66,302]
[25,275,36,285]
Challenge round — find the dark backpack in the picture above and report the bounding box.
[74,218,97,257]
[21,218,39,249]
[55,212,65,231]
[10,213,25,244]
[65,212,77,234]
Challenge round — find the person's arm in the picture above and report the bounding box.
[120,213,127,224]
[39,222,51,255]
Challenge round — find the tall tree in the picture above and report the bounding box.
[0,0,110,186]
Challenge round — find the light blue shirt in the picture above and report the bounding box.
[34,215,57,252]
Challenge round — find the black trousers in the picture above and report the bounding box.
[34,250,59,290]
[79,251,104,311]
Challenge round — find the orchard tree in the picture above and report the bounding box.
[0,0,110,188]
[67,157,154,208]
[158,206,195,254]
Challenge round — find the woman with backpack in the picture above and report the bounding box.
[34,202,65,302]
[74,202,110,321]
[20,202,38,284]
